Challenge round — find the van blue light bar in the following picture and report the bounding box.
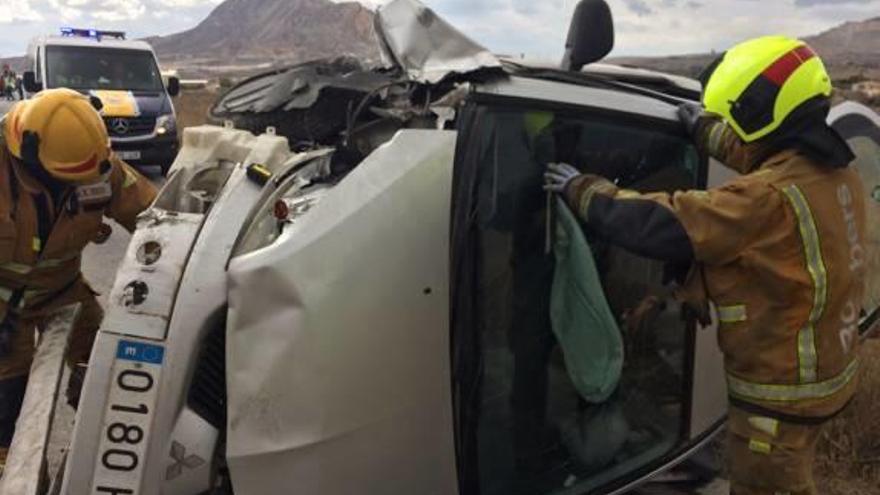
[60,27,126,41]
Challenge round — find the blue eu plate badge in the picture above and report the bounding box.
[116,340,165,365]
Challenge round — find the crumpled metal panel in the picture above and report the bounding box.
[226,130,459,494]
[0,304,80,495]
[61,126,298,495]
[376,0,502,83]
[211,56,397,115]
[100,211,204,341]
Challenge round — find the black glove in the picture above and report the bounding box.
[93,223,113,245]
[677,102,703,137]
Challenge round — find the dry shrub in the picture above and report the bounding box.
[174,87,219,131]
[815,339,880,495]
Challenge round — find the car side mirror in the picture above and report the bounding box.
[23,71,42,93]
[562,0,615,72]
[166,76,180,97]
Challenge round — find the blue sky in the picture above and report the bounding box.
[1,0,878,58]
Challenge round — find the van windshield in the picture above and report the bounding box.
[45,46,164,92]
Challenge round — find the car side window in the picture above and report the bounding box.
[455,104,702,494]
[831,111,880,328]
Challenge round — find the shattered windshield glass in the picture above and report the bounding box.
[454,104,701,494]
[46,46,164,92]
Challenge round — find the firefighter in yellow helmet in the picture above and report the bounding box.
[545,36,864,494]
[0,89,157,470]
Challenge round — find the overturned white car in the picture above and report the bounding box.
[14,1,880,494]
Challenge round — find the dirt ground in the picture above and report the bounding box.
[814,338,880,495]
[174,87,221,130]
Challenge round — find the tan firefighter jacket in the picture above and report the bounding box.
[0,141,157,320]
[563,118,866,419]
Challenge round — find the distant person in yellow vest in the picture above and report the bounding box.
[0,65,12,101]
[0,89,157,471]
[545,36,864,495]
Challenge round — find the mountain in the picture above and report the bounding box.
[614,16,880,84]
[147,0,380,77]
[806,16,880,68]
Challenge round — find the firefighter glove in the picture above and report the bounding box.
[677,102,703,137]
[544,162,582,194]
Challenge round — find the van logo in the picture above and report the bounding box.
[166,440,205,480]
[110,118,130,135]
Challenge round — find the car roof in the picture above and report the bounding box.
[37,35,154,52]
[498,57,702,97]
[474,75,682,124]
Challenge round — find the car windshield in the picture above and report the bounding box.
[45,45,163,92]
[452,103,702,494]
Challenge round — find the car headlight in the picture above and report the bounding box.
[155,114,177,136]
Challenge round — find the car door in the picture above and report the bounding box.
[829,102,880,337]
[450,78,726,495]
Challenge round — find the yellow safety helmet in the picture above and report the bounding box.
[2,99,29,158]
[701,36,832,143]
[13,88,110,182]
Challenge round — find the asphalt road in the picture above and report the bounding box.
[0,99,17,118]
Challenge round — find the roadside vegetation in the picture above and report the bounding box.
[816,339,880,495]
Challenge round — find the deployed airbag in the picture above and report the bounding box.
[550,199,623,403]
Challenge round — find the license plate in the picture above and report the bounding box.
[117,151,141,161]
[91,340,165,494]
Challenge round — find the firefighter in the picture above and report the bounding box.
[0,89,157,470]
[545,36,864,495]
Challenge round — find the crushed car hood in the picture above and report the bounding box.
[375,0,502,83]
[211,56,397,115]
[211,0,503,122]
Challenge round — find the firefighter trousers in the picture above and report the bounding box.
[0,281,103,453]
[728,405,824,495]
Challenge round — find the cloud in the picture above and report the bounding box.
[795,0,875,5]
[157,0,222,7]
[0,0,44,23]
[623,0,653,16]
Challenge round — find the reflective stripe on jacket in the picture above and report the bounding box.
[564,118,866,419]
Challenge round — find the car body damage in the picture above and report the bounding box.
[374,0,503,83]
[226,130,458,494]
[55,1,880,495]
[210,56,400,147]
[62,127,316,495]
[210,0,505,153]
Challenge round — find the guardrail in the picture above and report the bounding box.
[0,303,80,495]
